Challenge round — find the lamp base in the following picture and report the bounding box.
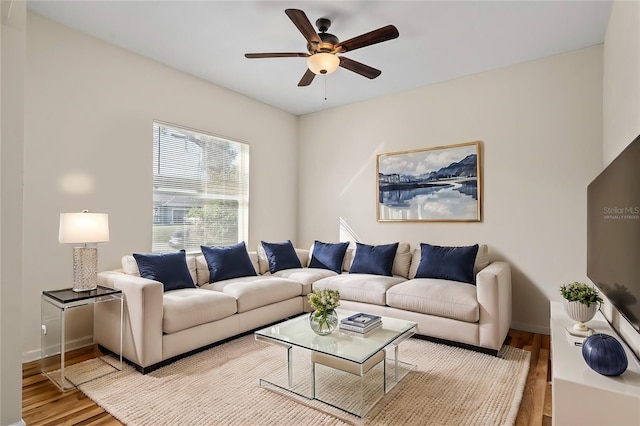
[72,246,98,292]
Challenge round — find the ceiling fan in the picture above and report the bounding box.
[245,9,399,87]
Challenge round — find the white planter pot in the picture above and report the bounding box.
[565,300,598,331]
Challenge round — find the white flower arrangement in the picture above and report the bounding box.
[308,289,340,332]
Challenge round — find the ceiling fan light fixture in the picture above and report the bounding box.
[307,53,340,75]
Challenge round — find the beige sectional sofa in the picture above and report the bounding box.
[95,242,511,373]
[96,251,305,373]
[313,244,511,354]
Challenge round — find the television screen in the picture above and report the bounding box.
[587,134,640,333]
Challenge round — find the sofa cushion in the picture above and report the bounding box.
[202,276,302,313]
[313,274,406,306]
[415,243,479,285]
[201,242,257,283]
[162,288,237,334]
[195,252,259,286]
[271,268,337,294]
[408,244,489,279]
[392,242,412,278]
[257,245,308,274]
[260,240,302,273]
[123,253,198,285]
[342,247,355,272]
[121,255,141,276]
[386,278,479,323]
[132,251,195,292]
[474,244,490,273]
[344,243,411,277]
[308,241,350,274]
[349,242,399,276]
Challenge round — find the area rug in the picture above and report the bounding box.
[74,335,530,425]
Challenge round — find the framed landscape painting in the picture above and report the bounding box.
[377,141,482,222]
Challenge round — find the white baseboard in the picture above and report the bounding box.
[22,335,94,363]
[511,321,550,335]
[9,419,26,426]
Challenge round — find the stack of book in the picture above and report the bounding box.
[339,313,382,334]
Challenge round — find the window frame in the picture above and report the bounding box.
[152,120,250,253]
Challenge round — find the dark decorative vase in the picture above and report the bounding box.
[582,333,628,376]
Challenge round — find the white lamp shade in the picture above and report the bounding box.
[307,53,340,75]
[59,212,110,244]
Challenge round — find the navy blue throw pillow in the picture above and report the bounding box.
[309,241,349,274]
[133,250,195,292]
[201,242,257,283]
[261,240,302,273]
[349,242,399,276]
[415,243,479,284]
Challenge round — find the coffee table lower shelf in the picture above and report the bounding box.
[255,338,415,418]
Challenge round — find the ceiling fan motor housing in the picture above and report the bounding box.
[316,18,331,32]
[307,18,339,54]
[307,33,339,54]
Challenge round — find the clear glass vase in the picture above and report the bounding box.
[309,309,339,335]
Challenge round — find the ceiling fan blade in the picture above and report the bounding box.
[285,9,321,45]
[245,53,309,59]
[298,69,315,87]
[335,25,399,53]
[339,57,382,79]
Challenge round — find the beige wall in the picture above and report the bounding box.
[22,13,298,359]
[298,46,604,333]
[1,1,26,424]
[603,1,640,165]
[601,0,640,358]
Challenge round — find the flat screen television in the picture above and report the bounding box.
[587,134,640,333]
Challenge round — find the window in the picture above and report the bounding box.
[152,121,249,252]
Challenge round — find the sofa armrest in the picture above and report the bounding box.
[476,262,512,351]
[96,271,164,368]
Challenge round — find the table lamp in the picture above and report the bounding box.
[59,210,110,292]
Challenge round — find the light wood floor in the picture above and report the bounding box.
[22,329,551,425]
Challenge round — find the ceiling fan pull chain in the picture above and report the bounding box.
[324,77,327,102]
[324,76,329,106]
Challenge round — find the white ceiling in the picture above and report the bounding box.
[27,1,612,116]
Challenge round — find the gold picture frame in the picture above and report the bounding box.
[377,141,482,222]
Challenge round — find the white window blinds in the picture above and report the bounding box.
[152,121,249,253]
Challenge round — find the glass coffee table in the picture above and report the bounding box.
[255,310,417,417]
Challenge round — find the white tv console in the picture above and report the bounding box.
[550,301,640,425]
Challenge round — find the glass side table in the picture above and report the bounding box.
[41,285,123,391]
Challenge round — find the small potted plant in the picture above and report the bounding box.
[308,289,340,335]
[560,282,603,332]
